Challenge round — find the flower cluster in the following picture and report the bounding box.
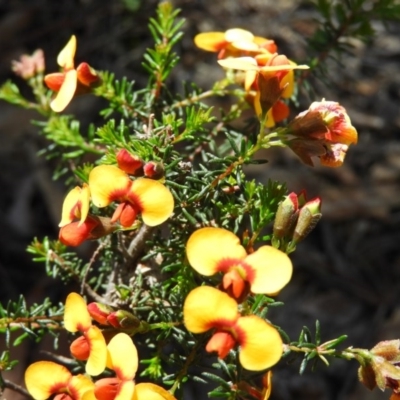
[25,293,175,400]
[59,155,174,246]
[195,28,308,127]
[183,227,292,373]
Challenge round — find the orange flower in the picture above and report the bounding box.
[44,35,99,112]
[219,54,308,127]
[287,100,358,167]
[186,227,292,300]
[94,333,138,400]
[64,293,107,376]
[194,28,277,59]
[25,361,95,400]
[59,184,90,227]
[88,165,174,227]
[184,286,283,371]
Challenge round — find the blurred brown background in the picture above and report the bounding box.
[1,0,400,399]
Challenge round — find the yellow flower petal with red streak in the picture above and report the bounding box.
[134,383,177,400]
[281,67,294,98]
[106,333,138,380]
[57,35,76,69]
[85,325,107,376]
[186,227,247,276]
[68,374,95,400]
[245,245,292,295]
[59,184,90,227]
[51,69,77,112]
[115,380,135,400]
[64,292,92,332]
[89,165,131,208]
[236,315,282,371]
[194,32,226,52]
[130,178,174,227]
[183,286,238,333]
[25,361,71,400]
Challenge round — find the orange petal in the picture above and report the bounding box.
[183,286,238,333]
[85,326,108,376]
[64,292,92,332]
[130,178,174,226]
[57,35,76,69]
[115,381,135,400]
[50,69,77,112]
[59,217,99,247]
[25,361,71,400]
[236,315,282,371]
[133,383,177,400]
[59,184,90,227]
[186,227,247,276]
[106,333,138,380]
[194,32,226,52]
[68,374,95,400]
[89,165,131,208]
[245,245,292,295]
[218,57,258,71]
[44,72,65,92]
[76,62,99,86]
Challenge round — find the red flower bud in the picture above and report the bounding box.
[106,310,141,329]
[87,302,113,325]
[292,197,322,244]
[143,161,165,180]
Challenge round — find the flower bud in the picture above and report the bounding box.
[87,302,114,325]
[143,161,165,180]
[106,310,141,329]
[12,49,45,79]
[273,192,299,241]
[116,149,144,176]
[292,197,322,244]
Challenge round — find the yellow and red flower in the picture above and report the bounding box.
[44,35,100,112]
[286,100,358,167]
[64,293,107,376]
[25,361,95,400]
[183,286,283,371]
[88,165,174,227]
[218,54,308,127]
[194,28,277,59]
[186,227,292,300]
[59,184,91,228]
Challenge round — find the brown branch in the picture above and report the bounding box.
[1,378,30,398]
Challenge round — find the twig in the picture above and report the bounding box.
[1,378,30,398]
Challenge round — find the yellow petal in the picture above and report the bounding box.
[183,286,238,333]
[224,28,254,43]
[106,333,138,380]
[281,68,294,98]
[218,57,258,71]
[85,326,108,376]
[186,227,247,276]
[89,165,131,208]
[50,69,77,112]
[115,381,135,400]
[244,70,257,91]
[130,178,174,226]
[231,40,259,52]
[59,184,90,227]
[133,383,177,400]
[245,246,292,295]
[68,374,95,400]
[259,64,309,72]
[64,292,92,332]
[57,35,76,69]
[25,361,71,400]
[236,315,283,371]
[194,32,226,52]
